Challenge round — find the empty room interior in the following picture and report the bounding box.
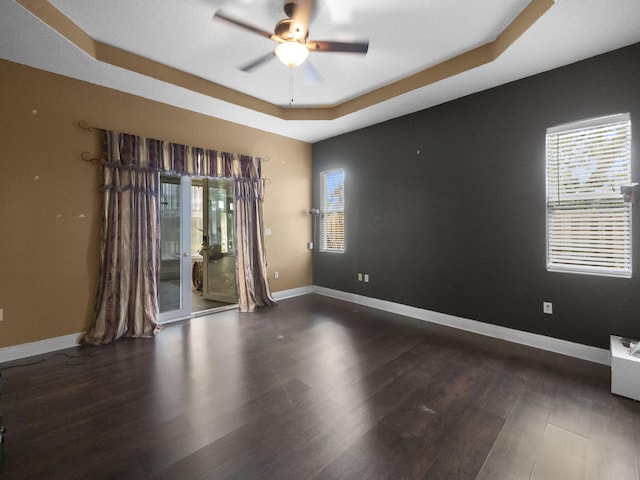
[2,0,640,478]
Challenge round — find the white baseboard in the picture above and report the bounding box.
[312,286,610,366]
[0,332,82,365]
[272,285,314,301]
[1,286,609,366]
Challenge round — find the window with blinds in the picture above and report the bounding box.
[546,113,632,277]
[319,169,345,253]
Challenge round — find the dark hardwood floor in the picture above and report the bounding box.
[1,294,639,479]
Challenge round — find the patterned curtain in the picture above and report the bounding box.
[83,132,163,344]
[83,131,275,344]
[235,155,277,312]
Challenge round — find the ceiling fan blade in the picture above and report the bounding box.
[213,11,275,41]
[302,60,323,85]
[239,52,276,72]
[307,40,369,54]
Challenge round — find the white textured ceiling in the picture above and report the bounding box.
[2,0,640,142]
[48,0,532,107]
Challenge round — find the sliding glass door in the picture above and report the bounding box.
[159,176,237,323]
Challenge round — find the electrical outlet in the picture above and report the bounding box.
[274,271,279,279]
[543,301,553,314]
[0,308,3,321]
[364,274,369,283]
[357,273,363,281]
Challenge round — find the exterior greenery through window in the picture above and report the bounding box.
[320,168,345,253]
[546,113,632,277]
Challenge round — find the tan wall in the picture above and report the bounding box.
[0,59,312,349]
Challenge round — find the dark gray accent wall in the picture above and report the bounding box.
[312,43,640,349]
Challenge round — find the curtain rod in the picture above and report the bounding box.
[78,120,101,133]
[77,120,270,163]
[79,121,102,162]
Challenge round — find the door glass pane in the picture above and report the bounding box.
[202,179,237,304]
[159,176,182,313]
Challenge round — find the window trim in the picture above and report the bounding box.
[546,112,632,278]
[319,168,345,253]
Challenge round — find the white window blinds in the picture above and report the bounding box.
[320,169,345,253]
[546,113,632,277]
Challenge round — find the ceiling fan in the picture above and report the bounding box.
[213,0,369,73]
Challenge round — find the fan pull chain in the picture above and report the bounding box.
[289,67,294,106]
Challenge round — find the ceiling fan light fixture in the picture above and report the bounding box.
[275,41,309,67]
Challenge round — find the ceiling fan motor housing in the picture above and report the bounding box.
[275,18,308,43]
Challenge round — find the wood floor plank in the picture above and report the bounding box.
[471,389,553,480]
[585,412,638,480]
[326,346,422,410]
[420,406,504,479]
[547,370,597,438]
[151,414,285,480]
[347,361,495,479]
[530,424,588,480]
